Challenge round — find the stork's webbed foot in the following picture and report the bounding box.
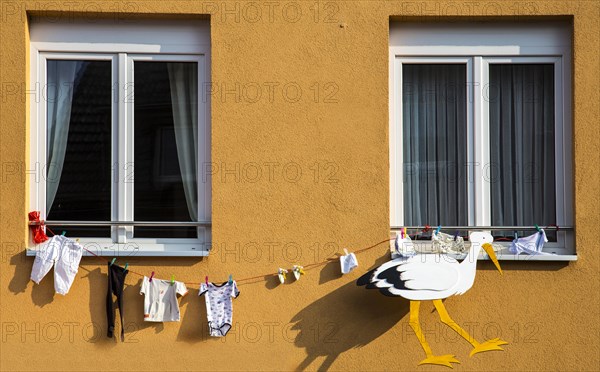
[470,338,508,356]
[418,354,460,368]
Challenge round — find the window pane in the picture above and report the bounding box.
[133,61,198,238]
[402,64,468,231]
[46,60,112,237]
[488,64,556,240]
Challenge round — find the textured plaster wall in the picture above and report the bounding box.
[0,1,599,371]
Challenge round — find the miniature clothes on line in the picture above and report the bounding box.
[340,250,358,274]
[106,263,128,341]
[199,281,240,337]
[510,230,552,255]
[394,234,416,257]
[30,235,83,295]
[431,231,466,254]
[140,276,188,322]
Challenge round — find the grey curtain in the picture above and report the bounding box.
[489,64,556,231]
[167,62,198,221]
[402,64,468,226]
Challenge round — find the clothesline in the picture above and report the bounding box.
[37,223,558,287]
[42,224,395,287]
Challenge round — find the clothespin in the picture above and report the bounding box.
[61,231,66,236]
[170,274,175,286]
[205,276,209,285]
[403,227,407,238]
[453,230,459,241]
[535,225,544,246]
[435,225,442,235]
[228,274,233,284]
[514,232,518,241]
[277,268,288,284]
[110,258,116,266]
[343,248,349,256]
[124,263,128,272]
[149,271,155,282]
[400,228,404,239]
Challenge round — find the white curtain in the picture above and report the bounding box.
[402,64,468,227]
[167,63,198,221]
[489,64,556,233]
[46,61,82,212]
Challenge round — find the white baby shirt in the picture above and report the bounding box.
[140,276,188,322]
[199,281,240,337]
[340,252,358,274]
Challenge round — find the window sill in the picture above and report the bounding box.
[26,243,209,257]
[390,247,577,262]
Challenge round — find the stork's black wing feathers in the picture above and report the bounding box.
[356,259,409,297]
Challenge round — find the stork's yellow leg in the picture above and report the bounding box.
[409,301,460,368]
[433,299,508,357]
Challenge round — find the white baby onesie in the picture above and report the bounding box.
[199,281,240,337]
[30,235,83,295]
[140,276,188,322]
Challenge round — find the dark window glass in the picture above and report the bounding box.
[46,60,111,237]
[133,61,198,238]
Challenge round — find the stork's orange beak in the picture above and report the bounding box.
[482,243,503,275]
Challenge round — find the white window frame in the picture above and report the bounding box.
[390,22,574,260]
[28,19,211,256]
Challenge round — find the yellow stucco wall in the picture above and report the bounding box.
[1,1,599,370]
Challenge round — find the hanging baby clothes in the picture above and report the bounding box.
[140,276,188,322]
[30,235,83,295]
[199,281,240,337]
[431,231,466,254]
[393,233,416,257]
[340,249,358,274]
[510,230,552,255]
[106,263,128,341]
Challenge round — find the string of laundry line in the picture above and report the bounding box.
[36,222,560,287]
[41,224,394,287]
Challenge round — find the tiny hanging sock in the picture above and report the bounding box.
[277,268,288,284]
[340,248,359,275]
[292,265,305,281]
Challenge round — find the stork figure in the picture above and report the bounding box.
[357,232,507,368]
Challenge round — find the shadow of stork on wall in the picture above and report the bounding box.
[290,256,409,371]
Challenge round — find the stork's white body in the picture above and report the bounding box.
[372,232,494,301]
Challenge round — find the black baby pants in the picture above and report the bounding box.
[106,263,128,341]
